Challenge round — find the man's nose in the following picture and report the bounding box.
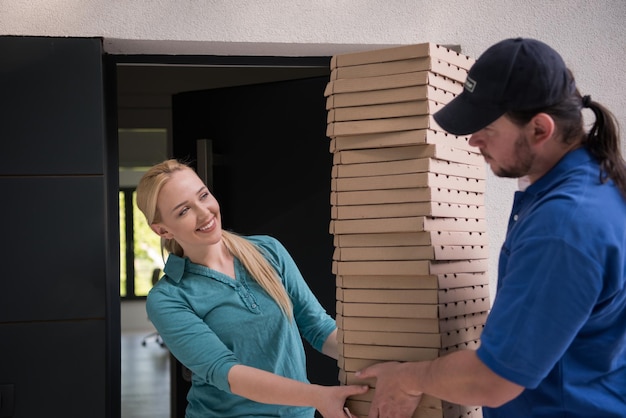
[468,132,482,148]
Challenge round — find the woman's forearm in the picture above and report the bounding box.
[321,328,339,360]
[227,363,369,418]
[228,364,324,407]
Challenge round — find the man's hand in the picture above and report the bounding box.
[356,361,423,418]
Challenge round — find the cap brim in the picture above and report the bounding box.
[433,92,505,136]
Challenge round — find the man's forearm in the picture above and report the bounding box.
[405,350,523,407]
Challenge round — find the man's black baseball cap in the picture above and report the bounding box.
[433,37,576,136]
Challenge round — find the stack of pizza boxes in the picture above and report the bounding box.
[325,43,488,418]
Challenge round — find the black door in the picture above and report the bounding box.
[169,75,338,416]
[0,36,119,418]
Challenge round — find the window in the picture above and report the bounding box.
[119,189,164,298]
[119,128,168,298]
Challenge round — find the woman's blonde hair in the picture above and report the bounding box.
[136,159,293,318]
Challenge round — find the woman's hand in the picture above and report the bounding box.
[315,384,369,418]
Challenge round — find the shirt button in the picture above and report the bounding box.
[513,214,519,221]
[251,304,257,309]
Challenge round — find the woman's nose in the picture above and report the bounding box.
[197,204,212,216]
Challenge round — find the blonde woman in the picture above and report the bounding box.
[136,159,366,418]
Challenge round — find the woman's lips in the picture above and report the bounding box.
[197,218,215,232]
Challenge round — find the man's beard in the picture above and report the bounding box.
[490,132,534,179]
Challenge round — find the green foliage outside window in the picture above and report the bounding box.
[119,192,127,297]
[119,190,164,297]
[132,192,165,296]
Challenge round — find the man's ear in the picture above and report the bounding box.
[151,223,172,239]
[529,113,555,146]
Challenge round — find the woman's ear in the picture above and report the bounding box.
[151,223,172,239]
[529,112,555,146]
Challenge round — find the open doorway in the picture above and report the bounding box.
[116,58,335,417]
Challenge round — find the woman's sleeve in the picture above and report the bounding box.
[146,285,241,392]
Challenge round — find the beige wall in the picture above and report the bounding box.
[3,0,625,300]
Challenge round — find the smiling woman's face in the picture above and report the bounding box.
[151,168,222,252]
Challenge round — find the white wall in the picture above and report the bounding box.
[121,300,156,333]
[3,0,625,300]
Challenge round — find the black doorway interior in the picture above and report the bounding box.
[116,57,337,417]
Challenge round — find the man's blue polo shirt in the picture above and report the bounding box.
[478,148,626,417]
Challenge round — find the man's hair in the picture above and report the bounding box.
[507,70,625,197]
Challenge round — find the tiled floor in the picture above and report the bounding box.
[121,331,170,418]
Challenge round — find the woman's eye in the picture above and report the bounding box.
[178,207,189,217]
[200,192,209,200]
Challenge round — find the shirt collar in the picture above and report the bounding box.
[525,147,592,197]
[162,253,187,283]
